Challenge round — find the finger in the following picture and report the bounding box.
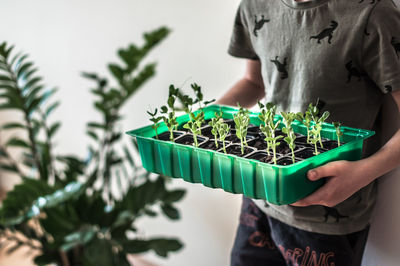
[291,183,330,207]
[307,162,339,181]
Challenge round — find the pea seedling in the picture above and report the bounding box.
[147,108,162,139]
[234,104,250,154]
[310,124,322,155]
[183,112,204,147]
[209,111,223,148]
[217,122,230,154]
[160,85,179,142]
[333,122,343,147]
[267,120,283,164]
[282,126,296,164]
[258,102,276,155]
[315,111,330,148]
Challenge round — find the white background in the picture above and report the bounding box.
[0,0,399,265]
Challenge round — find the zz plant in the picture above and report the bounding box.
[0,28,186,266]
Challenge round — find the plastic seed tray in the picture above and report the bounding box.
[126,105,374,205]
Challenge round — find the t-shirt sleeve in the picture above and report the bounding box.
[228,2,259,60]
[362,0,400,94]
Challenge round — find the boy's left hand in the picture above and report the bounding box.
[291,160,372,207]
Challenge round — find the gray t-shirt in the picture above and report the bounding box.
[228,0,400,234]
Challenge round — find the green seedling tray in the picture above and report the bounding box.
[126,105,374,205]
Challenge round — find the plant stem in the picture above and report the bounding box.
[337,135,341,147]
[240,138,244,155]
[222,140,227,153]
[155,127,159,139]
[318,132,324,148]
[7,64,44,179]
[214,138,218,148]
[193,134,198,147]
[169,129,174,142]
[314,142,319,155]
[291,148,295,164]
[272,144,277,165]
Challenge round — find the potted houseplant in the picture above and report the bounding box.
[0,27,186,266]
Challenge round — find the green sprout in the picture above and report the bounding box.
[295,112,312,143]
[282,126,296,164]
[333,122,343,147]
[217,121,230,154]
[281,111,296,129]
[310,124,322,155]
[160,85,179,142]
[234,104,250,155]
[258,102,276,155]
[266,120,283,165]
[183,111,204,147]
[316,111,330,148]
[147,108,163,139]
[179,83,214,144]
[209,110,223,148]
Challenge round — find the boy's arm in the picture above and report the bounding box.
[292,90,400,207]
[215,59,265,108]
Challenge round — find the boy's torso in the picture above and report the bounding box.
[233,0,395,234]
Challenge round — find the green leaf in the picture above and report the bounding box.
[161,204,180,220]
[0,181,84,226]
[2,122,26,130]
[49,122,61,137]
[61,225,98,251]
[108,64,125,81]
[162,190,186,203]
[149,238,183,257]
[16,62,33,78]
[87,122,107,130]
[87,130,99,141]
[123,146,135,167]
[0,162,18,173]
[6,137,30,148]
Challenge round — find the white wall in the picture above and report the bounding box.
[1,1,400,266]
[0,0,243,265]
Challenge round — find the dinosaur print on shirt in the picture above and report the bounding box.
[310,21,338,44]
[385,85,393,93]
[253,15,270,37]
[392,37,400,59]
[270,56,288,79]
[345,60,364,83]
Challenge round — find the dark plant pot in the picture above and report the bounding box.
[321,139,344,150]
[175,134,208,146]
[199,125,215,139]
[247,137,269,150]
[157,130,186,141]
[276,156,303,166]
[199,139,230,151]
[294,147,327,159]
[276,142,303,155]
[225,133,257,143]
[245,151,278,163]
[223,144,256,157]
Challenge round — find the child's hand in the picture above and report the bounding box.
[291,160,373,207]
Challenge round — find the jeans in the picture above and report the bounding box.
[231,197,369,266]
